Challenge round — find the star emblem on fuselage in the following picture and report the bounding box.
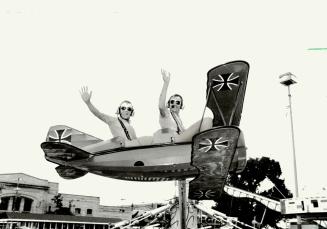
[212,73,239,91]
[198,137,228,153]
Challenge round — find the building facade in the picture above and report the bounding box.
[0,173,158,221]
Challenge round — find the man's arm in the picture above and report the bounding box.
[159,69,171,117]
[80,86,114,123]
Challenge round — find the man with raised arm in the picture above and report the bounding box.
[154,69,213,144]
[79,86,137,152]
[152,69,186,143]
[159,69,185,134]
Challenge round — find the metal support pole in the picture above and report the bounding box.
[178,180,187,229]
[287,86,301,229]
[288,86,299,198]
[259,207,267,227]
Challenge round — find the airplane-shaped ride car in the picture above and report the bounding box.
[41,60,249,201]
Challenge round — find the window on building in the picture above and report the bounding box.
[311,200,319,208]
[0,197,10,210]
[75,208,81,214]
[75,224,83,229]
[85,224,93,229]
[23,198,33,212]
[12,196,21,211]
[45,223,50,229]
[87,209,93,215]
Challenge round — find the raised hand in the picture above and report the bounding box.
[80,86,92,104]
[161,69,171,84]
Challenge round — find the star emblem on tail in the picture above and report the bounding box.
[48,129,72,144]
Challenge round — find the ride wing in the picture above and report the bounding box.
[207,60,249,127]
[189,126,240,200]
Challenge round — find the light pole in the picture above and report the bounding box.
[279,72,301,228]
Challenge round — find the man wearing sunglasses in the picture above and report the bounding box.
[79,86,137,152]
[152,69,186,144]
[159,69,185,135]
[154,69,213,144]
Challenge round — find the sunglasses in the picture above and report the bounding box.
[169,100,181,105]
[120,106,133,112]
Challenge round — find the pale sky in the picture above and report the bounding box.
[1,0,327,206]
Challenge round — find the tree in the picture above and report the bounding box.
[213,157,293,228]
[51,194,63,209]
[48,194,73,215]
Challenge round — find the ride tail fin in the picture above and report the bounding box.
[46,125,102,148]
[41,125,101,179]
[42,125,102,162]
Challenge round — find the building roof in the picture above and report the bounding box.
[0,212,122,224]
[0,173,56,190]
